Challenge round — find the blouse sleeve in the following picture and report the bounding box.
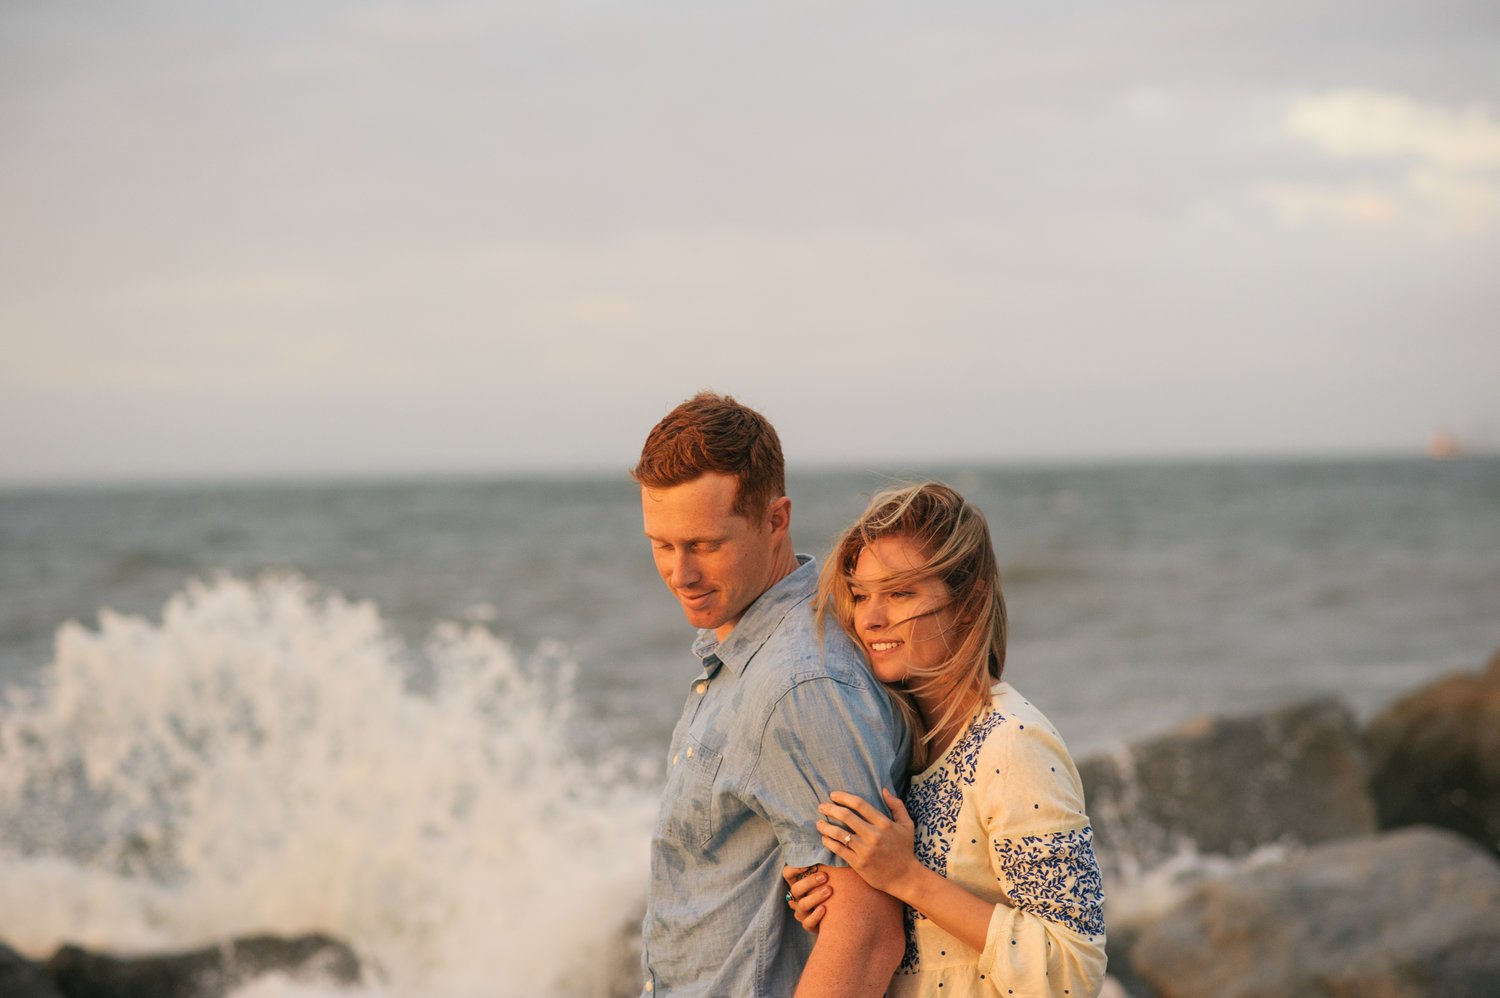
[974,714,1108,998]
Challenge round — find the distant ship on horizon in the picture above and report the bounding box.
[1427,429,1460,459]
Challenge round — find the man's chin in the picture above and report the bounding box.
[678,604,723,631]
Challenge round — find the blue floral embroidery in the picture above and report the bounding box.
[908,709,1008,877]
[992,826,1106,938]
[897,903,920,974]
[896,709,1008,973]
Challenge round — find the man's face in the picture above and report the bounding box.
[641,472,784,641]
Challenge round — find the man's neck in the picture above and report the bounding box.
[713,545,802,642]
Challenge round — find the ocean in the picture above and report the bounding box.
[1,457,1497,996]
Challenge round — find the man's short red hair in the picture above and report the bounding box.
[631,392,786,523]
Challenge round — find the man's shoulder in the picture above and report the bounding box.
[753,598,872,690]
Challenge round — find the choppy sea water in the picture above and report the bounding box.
[1,458,1497,995]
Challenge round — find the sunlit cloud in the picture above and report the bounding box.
[1287,90,1500,169]
[1268,90,1500,232]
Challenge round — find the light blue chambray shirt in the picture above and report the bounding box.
[640,555,912,998]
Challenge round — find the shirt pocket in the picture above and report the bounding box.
[661,734,723,848]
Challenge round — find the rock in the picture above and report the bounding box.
[1129,826,1500,998]
[1366,647,1500,854]
[1,942,65,998]
[43,933,361,998]
[1078,698,1377,880]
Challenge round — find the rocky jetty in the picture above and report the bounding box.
[1127,826,1500,998]
[1091,648,1500,998]
[1366,647,1500,855]
[1,942,63,998]
[1079,698,1377,880]
[0,933,361,998]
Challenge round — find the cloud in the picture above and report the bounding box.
[1285,90,1500,170]
[1267,90,1500,233]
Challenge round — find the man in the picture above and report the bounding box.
[633,392,910,997]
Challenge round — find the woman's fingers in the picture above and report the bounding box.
[791,883,832,914]
[820,790,901,850]
[817,790,907,863]
[816,818,861,847]
[791,897,827,933]
[821,831,853,859]
[829,790,887,826]
[787,869,828,902]
[818,800,879,840]
[881,787,912,827]
[782,864,820,891]
[784,867,832,934]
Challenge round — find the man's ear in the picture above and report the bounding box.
[766,495,792,536]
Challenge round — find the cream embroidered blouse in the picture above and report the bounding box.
[887,682,1107,998]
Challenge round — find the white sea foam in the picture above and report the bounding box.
[1101,841,1296,931]
[0,575,654,997]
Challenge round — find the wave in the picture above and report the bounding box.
[0,574,654,997]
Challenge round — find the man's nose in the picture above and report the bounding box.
[669,552,700,589]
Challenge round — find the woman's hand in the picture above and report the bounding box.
[780,864,831,933]
[817,788,919,897]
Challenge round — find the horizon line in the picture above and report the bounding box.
[3,446,1494,493]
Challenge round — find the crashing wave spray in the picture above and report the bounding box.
[0,575,654,997]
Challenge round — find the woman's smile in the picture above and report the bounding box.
[850,535,959,684]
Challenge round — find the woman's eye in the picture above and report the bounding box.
[890,590,913,599]
[849,593,868,604]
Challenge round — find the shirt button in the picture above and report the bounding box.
[695,682,708,694]
[644,979,654,992]
[671,754,679,766]
[686,747,695,758]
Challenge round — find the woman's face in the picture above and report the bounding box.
[849,535,961,684]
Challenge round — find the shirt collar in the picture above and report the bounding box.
[690,554,817,676]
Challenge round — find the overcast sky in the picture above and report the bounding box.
[3,0,1498,483]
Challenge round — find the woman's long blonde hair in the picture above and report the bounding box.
[818,482,1007,771]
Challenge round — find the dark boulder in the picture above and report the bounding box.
[1366,647,1500,854]
[1,942,64,998]
[1128,826,1500,998]
[43,933,361,998]
[1078,698,1377,879]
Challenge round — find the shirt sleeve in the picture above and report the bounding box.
[975,718,1108,997]
[744,674,906,869]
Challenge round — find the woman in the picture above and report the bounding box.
[785,482,1106,997]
